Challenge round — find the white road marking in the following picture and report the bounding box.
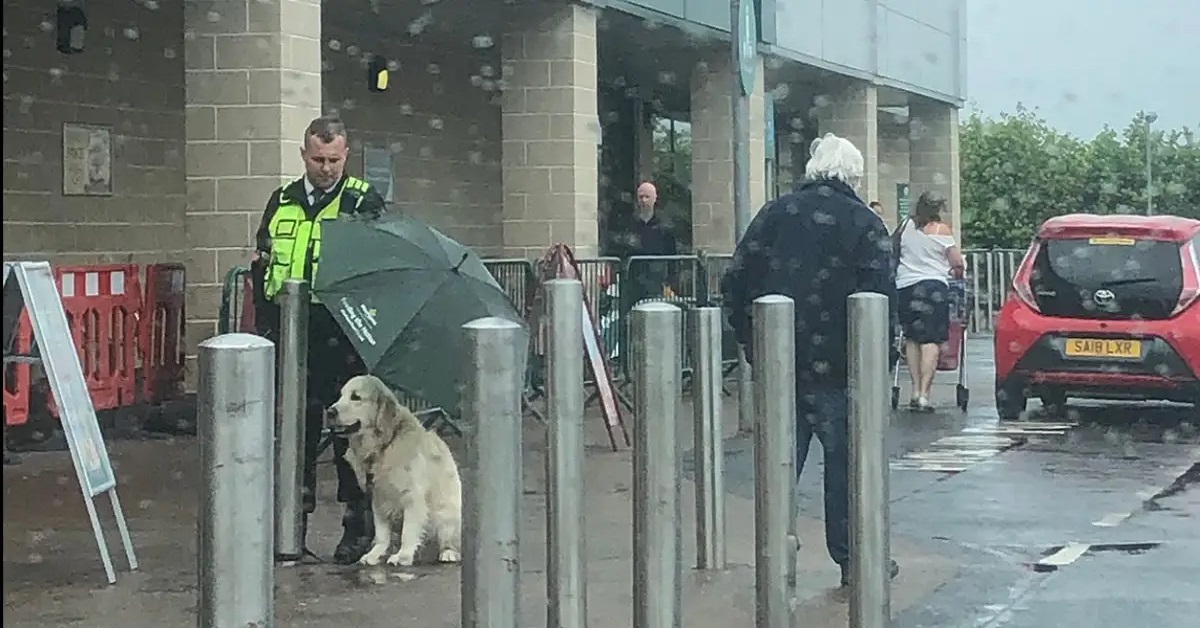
[1036,542,1090,568]
[1092,512,1131,527]
[891,421,1076,473]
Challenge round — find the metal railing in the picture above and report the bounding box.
[963,248,1024,334]
[215,247,1028,417]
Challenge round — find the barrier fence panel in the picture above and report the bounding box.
[573,257,623,380]
[620,255,701,380]
[218,266,254,335]
[46,265,143,418]
[963,249,1024,333]
[695,253,741,369]
[483,259,537,317]
[141,263,187,406]
[3,315,34,427]
[483,259,542,411]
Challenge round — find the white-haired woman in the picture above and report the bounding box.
[722,132,899,588]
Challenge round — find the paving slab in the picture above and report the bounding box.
[3,392,959,627]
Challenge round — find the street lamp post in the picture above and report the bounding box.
[730,0,757,432]
[1145,111,1158,216]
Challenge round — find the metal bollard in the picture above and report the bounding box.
[461,317,526,628]
[752,295,796,628]
[848,293,892,628]
[198,333,276,628]
[545,280,588,628]
[631,302,683,628]
[275,279,308,563]
[691,306,726,570]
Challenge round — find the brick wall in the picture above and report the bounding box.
[181,0,323,370]
[321,16,504,256]
[878,113,911,229]
[2,0,186,266]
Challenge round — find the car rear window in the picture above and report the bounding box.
[1031,236,1184,320]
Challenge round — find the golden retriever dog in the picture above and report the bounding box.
[325,375,463,567]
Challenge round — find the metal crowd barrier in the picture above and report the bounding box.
[618,255,702,380]
[221,247,1018,414]
[572,257,622,384]
[963,248,1024,333]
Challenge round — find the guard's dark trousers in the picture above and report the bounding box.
[258,293,369,564]
[301,305,371,564]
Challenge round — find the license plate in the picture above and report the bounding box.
[1064,338,1142,359]
[1088,237,1136,246]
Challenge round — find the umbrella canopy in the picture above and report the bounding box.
[314,214,528,414]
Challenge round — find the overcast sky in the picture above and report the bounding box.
[966,0,1200,139]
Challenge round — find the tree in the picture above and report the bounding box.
[646,106,1199,252]
[960,107,1089,249]
[963,108,1200,249]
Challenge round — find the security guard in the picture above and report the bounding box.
[252,115,387,564]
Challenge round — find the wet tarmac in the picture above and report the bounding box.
[4,338,1198,626]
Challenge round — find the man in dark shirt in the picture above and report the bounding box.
[606,181,679,308]
[606,181,678,259]
[722,133,899,588]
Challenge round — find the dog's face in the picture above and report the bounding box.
[325,375,389,436]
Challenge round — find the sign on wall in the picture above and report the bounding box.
[362,145,395,203]
[896,182,911,223]
[62,123,112,196]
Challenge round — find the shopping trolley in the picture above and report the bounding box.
[890,278,970,411]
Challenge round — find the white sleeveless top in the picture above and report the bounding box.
[895,221,957,289]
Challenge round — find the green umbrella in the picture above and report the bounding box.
[314,214,528,415]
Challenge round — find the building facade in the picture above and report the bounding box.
[2,0,964,371]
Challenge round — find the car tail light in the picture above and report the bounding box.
[1010,240,1042,313]
[1173,240,1200,315]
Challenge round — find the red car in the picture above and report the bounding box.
[994,214,1200,420]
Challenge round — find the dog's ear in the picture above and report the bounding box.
[370,384,401,445]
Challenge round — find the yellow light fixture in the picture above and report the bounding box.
[367,55,389,93]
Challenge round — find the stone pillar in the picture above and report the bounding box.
[501,3,600,259]
[878,110,911,229]
[815,81,879,204]
[909,97,962,238]
[689,54,766,255]
[183,0,322,377]
[634,98,655,184]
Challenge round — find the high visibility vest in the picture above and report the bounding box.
[263,176,371,302]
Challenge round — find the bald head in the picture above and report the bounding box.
[635,181,658,218]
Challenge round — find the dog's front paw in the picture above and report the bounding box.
[386,551,415,566]
[438,549,462,563]
[359,548,386,566]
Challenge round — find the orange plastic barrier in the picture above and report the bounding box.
[46,265,143,417]
[141,263,187,405]
[3,315,34,427]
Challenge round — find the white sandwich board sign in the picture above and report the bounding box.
[3,261,138,584]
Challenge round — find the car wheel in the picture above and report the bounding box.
[996,384,1027,421]
[1039,389,1068,417]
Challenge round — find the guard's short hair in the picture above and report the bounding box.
[304,115,347,146]
[804,133,865,185]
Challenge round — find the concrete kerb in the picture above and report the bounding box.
[2,388,966,627]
